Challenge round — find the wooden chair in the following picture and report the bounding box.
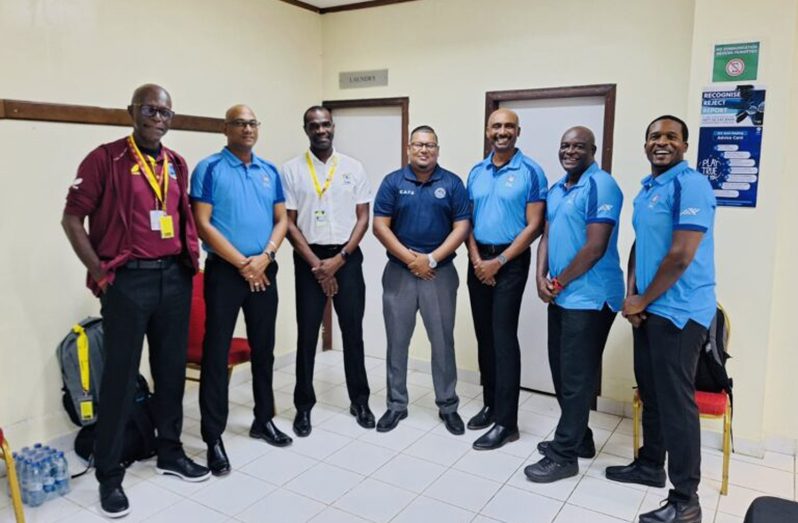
[632,305,732,495]
[186,271,251,383]
[0,427,25,522]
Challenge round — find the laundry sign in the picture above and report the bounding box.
[339,69,389,89]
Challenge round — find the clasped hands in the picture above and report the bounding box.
[311,255,345,297]
[470,254,500,286]
[622,294,648,328]
[407,250,435,280]
[239,253,271,292]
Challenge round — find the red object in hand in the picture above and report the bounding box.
[551,277,565,292]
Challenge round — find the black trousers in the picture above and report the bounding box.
[467,245,530,429]
[199,255,279,443]
[547,303,616,464]
[293,245,370,412]
[635,314,706,502]
[95,261,191,488]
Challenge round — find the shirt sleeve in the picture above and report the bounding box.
[372,175,395,217]
[353,161,372,204]
[190,159,213,204]
[64,147,107,218]
[586,175,623,225]
[280,163,297,210]
[526,165,549,203]
[273,168,286,204]
[673,173,716,232]
[451,176,471,222]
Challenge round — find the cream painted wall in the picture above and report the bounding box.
[0,0,321,445]
[320,0,695,406]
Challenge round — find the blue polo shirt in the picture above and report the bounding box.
[547,163,624,311]
[632,161,716,329]
[467,149,548,244]
[373,164,470,266]
[190,147,285,257]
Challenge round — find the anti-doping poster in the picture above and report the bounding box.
[697,85,766,207]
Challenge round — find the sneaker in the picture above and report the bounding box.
[99,484,130,518]
[155,455,212,482]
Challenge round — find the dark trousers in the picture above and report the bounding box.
[199,255,279,442]
[635,314,706,502]
[547,303,616,464]
[467,245,531,429]
[95,261,191,488]
[293,246,370,411]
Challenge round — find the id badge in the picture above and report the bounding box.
[149,209,164,231]
[78,392,95,422]
[160,215,175,239]
[313,209,329,227]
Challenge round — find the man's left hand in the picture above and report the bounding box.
[312,255,344,281]
[474,258,501,284]
[241,253,270,282]
[623,294,647,317]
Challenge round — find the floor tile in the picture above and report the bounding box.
[404,432,472,467]
[519,393,561,418]
[568,475,645,521]
[371,453,447,494]
[317,411,370,439]
[237,488,325,523]
[98,480,182,523]
[57,509,109,523]
[424,469,501,513]
[588,411,623,432]
[601,431,635,460]
[148,499,229,523]
[289,428,352,460]
[496,431,544,459]
[453,448,526,483]
[239,448,317,486]
[393,495,475,523]
[190,470,275,516]
[714,512,744,523]
[730,450,794,473]
[480,484,563,523]
[717,483,775,517]
[325,439,396,475]
[401,406,445,431]
[333,478,415,522]
[220,432,275,469]
[517,411,559,438]
[284,462,363,504]
[1,496,81,523]
[358,422,427,452]
[309,506,370,522]
[553,503,626,522]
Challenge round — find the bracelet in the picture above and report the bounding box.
[268,240,277,250]
[551,277,565,291]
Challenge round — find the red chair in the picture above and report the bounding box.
[186,271,251,383]
[0,427,25,522]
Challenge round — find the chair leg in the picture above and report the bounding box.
[632,392,641,459]
[1,439,26,523]
[721,402,731,495]
[227,365,233,384]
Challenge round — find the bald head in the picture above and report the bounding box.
[225,104,256,122]
[559,126,597,176]
[131,83,171,106]
[487,108,519,128]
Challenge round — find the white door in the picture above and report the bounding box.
[326,105,404,358]
[500,97,607,393]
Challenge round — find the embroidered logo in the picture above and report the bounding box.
[680,207,701,216]
[598,204,614,213]
[342,173,353,185]
[130,164,140,175]
[70,178,83,190]
[262,175,271,187]
[168,164,177,179]
[505,175,516,187]
[399,189,415,196]
[434,187,446,199]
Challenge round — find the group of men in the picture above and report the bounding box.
[62,83,715,523]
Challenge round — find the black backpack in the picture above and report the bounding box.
[695,306,732,395]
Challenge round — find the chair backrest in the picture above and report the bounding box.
[187,272,206,364]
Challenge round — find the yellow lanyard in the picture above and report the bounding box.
[306,151,338,198]
[72,324,90,393]
[128,135,170,212]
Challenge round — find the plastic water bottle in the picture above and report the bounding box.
[27,459,45,507]
[17,457,29,506]
[54,452,70,495]
[42,456,56,501]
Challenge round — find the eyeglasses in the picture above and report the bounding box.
[133,104,175,120]
[410,142,439,151]
[227,119,261,129]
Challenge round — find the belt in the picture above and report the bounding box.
[310,244,346,251]
[476,243,511,255]
[123,256,178,270]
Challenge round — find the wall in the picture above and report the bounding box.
[0,0,321,445]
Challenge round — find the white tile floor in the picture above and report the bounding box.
[2,350,796,522]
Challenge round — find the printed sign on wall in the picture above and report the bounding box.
[713,42,760,82]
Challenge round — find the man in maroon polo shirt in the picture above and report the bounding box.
[62,84,210,519]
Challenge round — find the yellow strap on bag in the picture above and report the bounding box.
[72,324,90,393]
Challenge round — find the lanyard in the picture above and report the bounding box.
[128,135,170,211]
[306,151,338,198]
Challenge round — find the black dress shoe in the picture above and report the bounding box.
[250,419,293,447]
[350,404,376,429]
[439,411,465,435]
[639,497,701,523]
[156,455,212,482]
[207,439,231,477]
[467,406,494,430]
[99,484,130,518]
[376,409,408,432]
[537,437,596,459]
[293,410,312,437]
[472,424,519,450]
[605,459,666,488]
[524,456,579,483]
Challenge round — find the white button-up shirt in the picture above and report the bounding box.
[281,149,371,245]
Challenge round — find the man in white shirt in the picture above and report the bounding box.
[281,106,374,437]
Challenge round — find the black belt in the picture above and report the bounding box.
[476,243,511,255]
[310,244,346,251]
[123,256,178,270]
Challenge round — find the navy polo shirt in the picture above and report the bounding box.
[632,161,717,328]
[373,164,470,266]
[190,147,285,257]
[468,149,548,245]
[547,163,624,311]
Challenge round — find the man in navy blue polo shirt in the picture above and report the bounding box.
[372,125,471,434]
[466,109,548,450]
[605,115,715,523]
[190,105,291,477]
[523,126,623,483]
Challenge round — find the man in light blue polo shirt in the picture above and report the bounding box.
[466,108,548,450]
[523,126,623,483]
[372,125,471,435]
[605,115,715,523]
[190,105,291,477]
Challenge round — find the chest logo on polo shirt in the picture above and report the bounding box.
[399,189,415,196]
[505,175,516,187]
[434,187,446,199]
[648,194,660,208]
[168,164,177,179]
[130,164,141,175]
[342,173,353,185]
[262,174,271,187]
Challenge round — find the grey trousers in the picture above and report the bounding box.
[382,261,460,414]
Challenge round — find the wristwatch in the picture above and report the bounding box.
[340,248,349,261]
[266,250,276,262]
[497,254,507,266]
[427,253,438,269]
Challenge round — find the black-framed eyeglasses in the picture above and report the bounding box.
[227,119,261,129]
[133,104,175,120]
[410,142,439,151]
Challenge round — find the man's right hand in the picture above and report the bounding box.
[536,276,557,303]
[624,312,647,328]
[319,276,338,297]
[91,267,109,293]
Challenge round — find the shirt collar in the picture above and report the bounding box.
[402,164,443,184]
[307,148,338,166]
[554,162,599,191]
[642,160,689,187]
[484,148,523,173]
[222,146,263,169]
